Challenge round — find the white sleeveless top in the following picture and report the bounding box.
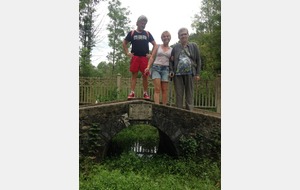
[153,45,172,66]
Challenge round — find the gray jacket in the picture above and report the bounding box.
[169,42,201,76]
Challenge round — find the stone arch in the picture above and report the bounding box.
[79,114,129,161]
[79,100,221,161]
[105,123,177,158]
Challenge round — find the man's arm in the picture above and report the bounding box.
[170,48,175,70]
[192,43,201,81]
[193,43,201,76]
[147,40,157,58]
[122,40,133,57]
[146,44,159,70]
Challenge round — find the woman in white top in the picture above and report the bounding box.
[145,31,172,105]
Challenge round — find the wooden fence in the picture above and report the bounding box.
[79,74,221,113]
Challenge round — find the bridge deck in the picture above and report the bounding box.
[80,99,220,118]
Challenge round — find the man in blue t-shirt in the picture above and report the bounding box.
[122,15,157,100]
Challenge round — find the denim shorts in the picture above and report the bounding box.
[151,65,169,82]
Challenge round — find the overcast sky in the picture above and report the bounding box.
[91,0,202,66]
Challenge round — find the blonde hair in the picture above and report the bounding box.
[161,31,171,38]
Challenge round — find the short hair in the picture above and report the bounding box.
[178,27,189,35]
[137,15,148,22]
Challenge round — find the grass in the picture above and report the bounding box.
[80,152,221,190]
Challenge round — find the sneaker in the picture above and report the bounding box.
[143,92,150,100]
[127,92,135,100]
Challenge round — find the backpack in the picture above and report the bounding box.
[131,30,150,39]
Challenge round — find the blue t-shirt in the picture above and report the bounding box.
[124,30,154,56]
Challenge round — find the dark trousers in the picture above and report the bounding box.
[173,74,194,111]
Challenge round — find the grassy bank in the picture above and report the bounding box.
[80,152,220,190]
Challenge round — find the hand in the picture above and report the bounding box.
[146,53,152,59]
[194,76,200,81]
[127,52,133,58]
[170,56,174,61]
[169,72,174,78]
[144,68,150,76]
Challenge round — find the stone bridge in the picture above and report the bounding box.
[79,100,221,161]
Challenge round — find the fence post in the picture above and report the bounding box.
[117,73,121,99]
[215,74,221,113]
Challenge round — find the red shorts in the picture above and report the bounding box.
[130,56,148,76]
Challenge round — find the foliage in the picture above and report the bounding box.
[179,129,221,162]
[79,155,97,177]
[95,87,119,102]
[191,0,221,77]
[79,123,104,158]
[109,124,159,156]
[79,0,104,77]
[179,136,198,158]
[79,47,94,77]
[198,127,221,161]
[80,152,221,190]
[106,0,131,75]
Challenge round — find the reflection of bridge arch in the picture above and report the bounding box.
[79,100,221,161]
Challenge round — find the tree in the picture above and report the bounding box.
[106,0,131,75]
[191,0,221,78]
[79,0,105,77]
